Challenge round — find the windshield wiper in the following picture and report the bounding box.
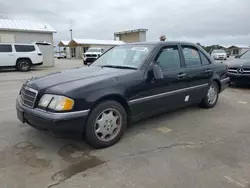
[101,65,137,70]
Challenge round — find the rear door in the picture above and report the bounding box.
[14,44,43,64]
[180,45,213,104]
[0,44,15,66]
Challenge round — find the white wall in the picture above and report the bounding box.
[139,31,147,42]
[240,48,249,55]
[0,30,55,67]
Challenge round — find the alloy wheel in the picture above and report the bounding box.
[94,108,122,142]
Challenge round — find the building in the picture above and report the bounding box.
[0,19,56,66]
[114,29,148,43]
[58,39,125,59]
[223,45,250,56]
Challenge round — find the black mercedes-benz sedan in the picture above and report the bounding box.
[16,41,230,148]
[227,50,250,84]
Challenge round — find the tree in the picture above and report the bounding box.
[160,35,166,41]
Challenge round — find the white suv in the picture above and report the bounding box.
[0,43,43,71]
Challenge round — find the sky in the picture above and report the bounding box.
[0,0,250,46]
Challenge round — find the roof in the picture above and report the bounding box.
[0,19,56,33]
[114,29,148,35]
[69,39,125,46]
[58,40,70,46]
[222,45,250,49]
[126,41,197,45]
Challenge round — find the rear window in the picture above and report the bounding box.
[15,45,35,52]
[0,44,12,52]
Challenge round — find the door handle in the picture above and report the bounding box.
[8,54,14,56]
[177,73,186,78]
[205,69,212,73]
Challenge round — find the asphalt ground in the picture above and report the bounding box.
[0,59,249,188]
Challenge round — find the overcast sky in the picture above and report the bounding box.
[0,0,250,46]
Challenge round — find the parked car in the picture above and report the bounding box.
[83,47,104,65]
[227,50,250,84]
[16,41,229,148]
[0,43,43,71]
[211,49,227,60]
[55,52,67,59]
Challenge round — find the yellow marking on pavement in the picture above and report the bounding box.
[157,127,172,134]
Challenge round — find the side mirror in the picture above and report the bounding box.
[152,64,163,80]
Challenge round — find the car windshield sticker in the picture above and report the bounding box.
[131,47,148,52]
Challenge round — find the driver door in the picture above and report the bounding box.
[129,45,189,117]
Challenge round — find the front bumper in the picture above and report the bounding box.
[84,57,97,63]
[227,72,250,83]
[214,56,226,60]
[16,96,89,133]
[220,77,230,91]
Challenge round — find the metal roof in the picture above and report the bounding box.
[69,39,125,46]
[0,19,56,33]
[114,29,148,35]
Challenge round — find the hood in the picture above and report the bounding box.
[26,66,135,91]
[212,53,226,56]
[84,52,102,55]
[227,59,250,68]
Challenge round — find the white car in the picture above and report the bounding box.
[83,47,104,65]
[55,52,67,59]
[0,43,43,71]
[211,49,227,60]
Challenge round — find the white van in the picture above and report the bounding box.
[0,43,43,71]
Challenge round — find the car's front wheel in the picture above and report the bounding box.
[200,81,219,108]
[84,100,127,148]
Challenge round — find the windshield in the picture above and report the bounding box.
[91,45,154,69]
[240,50,250,59]
[87,48,102,53]
[213,50,226,53]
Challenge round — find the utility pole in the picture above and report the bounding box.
[70,20,73,40]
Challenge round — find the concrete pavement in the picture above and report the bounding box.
[0,59,250,188]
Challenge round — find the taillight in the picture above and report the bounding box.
[38,53,42,56]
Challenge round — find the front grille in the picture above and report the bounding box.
[20,87,38,108]
[228,68,250,74]
[86,54,97,57]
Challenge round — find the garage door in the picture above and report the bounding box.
[0,34,15,43]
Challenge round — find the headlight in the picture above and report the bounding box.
[38,94,74,111]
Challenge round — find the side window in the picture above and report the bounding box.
[200,52,211,65]
[15,45,35,52]
[0,45,12,53]
[182,46,201,67]
[156,45,181,70]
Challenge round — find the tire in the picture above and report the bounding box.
[16,59,32,72]
[200,81,219,109]
[84,100,127,149]
[83,61,87,65]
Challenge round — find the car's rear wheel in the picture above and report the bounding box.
[200,81,219,108]
[84,100,127,148]
[16,59,31,72]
